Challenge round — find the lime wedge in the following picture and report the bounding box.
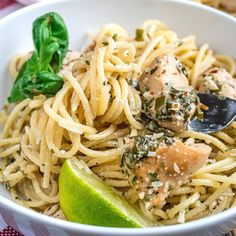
[59,158,153,228]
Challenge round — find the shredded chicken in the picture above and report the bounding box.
[199,67,236,100]
[139,55,200,132]
[122,134,211,208]
[139,55,190,96]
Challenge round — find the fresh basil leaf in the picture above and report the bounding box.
[8,12,69,103]
[8,53,40,103]
[32,12,69,73]
[21,71,64,98]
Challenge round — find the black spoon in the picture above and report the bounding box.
[188,93,236,134]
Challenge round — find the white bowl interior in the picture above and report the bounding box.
[0,0,236,235]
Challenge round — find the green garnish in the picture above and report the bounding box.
[155,95,165,110]
[8,12,69,103]
[135,29,144,41]
[176,40,183,47]
[7,158,15,165]
[85,60,90,65]
[150,66,158,75]
[176,61,189,78]
[112,34,118,41]
[131,176,137,184]
[102,42,109,46]
[121,132,172,175]
[149,172,158,182]
[155,87,199,124]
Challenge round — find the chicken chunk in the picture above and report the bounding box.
[122,134,211,207]
[198,67,236,100]
[139,55,200,132]
[221,0,236,12]
[139,55,189,96]
[155,141,211,186]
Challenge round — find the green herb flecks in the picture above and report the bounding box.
[102,42,109,46]
[176,61,188,78]
[85,60,90,65]
[135,29,144,41]
[155,87,200,125]
[150,66,158,75]
[121,131,173,176]
[112,34,118,41]
[149,172,158,182]
[155,95,165,110]
[140,83,201,132]
[15,195,21,200]
[176,40,183,47]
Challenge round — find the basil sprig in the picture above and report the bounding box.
[8,12,69,103]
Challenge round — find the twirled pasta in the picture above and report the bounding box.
[0,20,236,225]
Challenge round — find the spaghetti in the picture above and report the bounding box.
[0,20,236,225]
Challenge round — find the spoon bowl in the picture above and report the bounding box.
[188,93,236,133]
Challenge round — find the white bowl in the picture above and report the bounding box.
[0,0,236,235]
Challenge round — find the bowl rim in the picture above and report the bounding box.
[0,0,236,234]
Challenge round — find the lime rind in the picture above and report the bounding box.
[59,158,153,228]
